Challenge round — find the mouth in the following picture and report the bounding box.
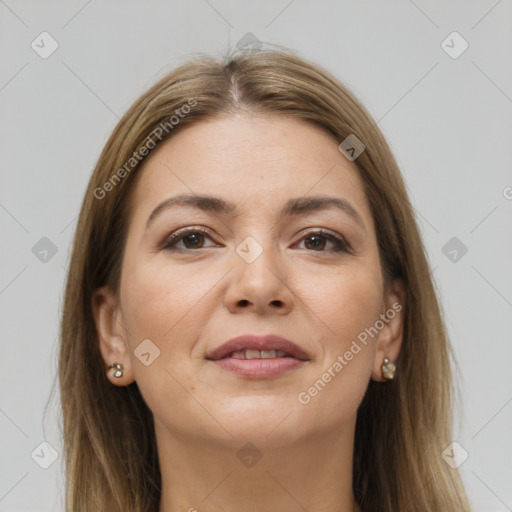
[223,349,298,359]
[205,334,310,361]
[205,334,310,379]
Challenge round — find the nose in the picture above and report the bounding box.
[223,239,294,315]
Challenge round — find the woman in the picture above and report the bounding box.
[59,47,472,511]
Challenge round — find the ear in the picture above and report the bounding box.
[370,278,405,382]
[91,285,135,386]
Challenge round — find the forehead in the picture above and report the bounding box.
[129,113,374,230]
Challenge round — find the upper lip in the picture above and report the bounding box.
[205,334,310,361]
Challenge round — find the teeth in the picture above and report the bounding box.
[245,349,261,359]
[229,349,288,359]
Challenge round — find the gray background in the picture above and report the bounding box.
[1,1,511,510]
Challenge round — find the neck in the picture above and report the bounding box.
[157,415,361,512]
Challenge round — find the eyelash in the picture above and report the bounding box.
[159,226,351,254]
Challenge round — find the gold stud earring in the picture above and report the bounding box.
[109,363,124,378]
[381,357,396,381]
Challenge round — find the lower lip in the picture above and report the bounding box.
[209,357,305,378]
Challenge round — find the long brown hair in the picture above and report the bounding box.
[58,47,472,511]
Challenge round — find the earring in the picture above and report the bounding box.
[109,363,124,378]
[381,357,396,381]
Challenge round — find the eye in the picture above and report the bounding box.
[159,227,351,254]
[296,230,351,253]
[161,227,217,251]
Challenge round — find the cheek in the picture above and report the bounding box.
[118,262,214,421]
[120,258,210,340]
[296,259,383,347]
[331,273,382,347]
[119,259,224,399]
[292,262,382,416]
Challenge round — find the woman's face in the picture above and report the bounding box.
[95,112,403,448]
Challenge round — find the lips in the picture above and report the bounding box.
[205,334,310,361]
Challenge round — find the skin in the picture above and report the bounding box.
[93,112,405,512]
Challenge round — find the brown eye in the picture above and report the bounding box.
[304,235,328,250]
[298,231,350,253]
[180,233,205,249]
[162,228,217,251]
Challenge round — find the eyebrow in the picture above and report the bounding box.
[146,193,366,231]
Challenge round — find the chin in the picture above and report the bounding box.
[202,398,309,447]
